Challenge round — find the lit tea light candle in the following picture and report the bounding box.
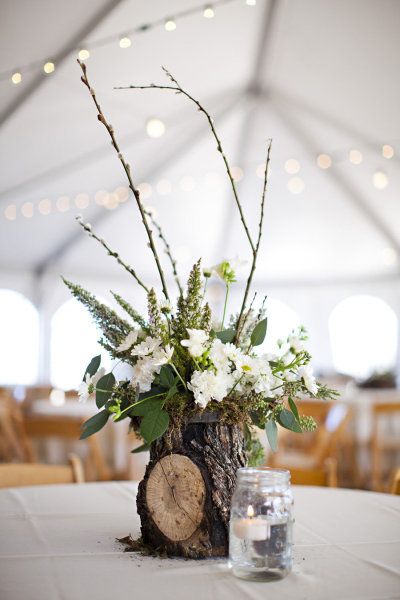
[233,505,270,541]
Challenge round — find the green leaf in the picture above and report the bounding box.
[83,355,101,380]
[250,318,268,346]
[215,328,236,344]
[159,365,175,389]
[265,419,278,452]
[278,408,302,433]
[130,397,164,417]
[96,372,116,408]
[288,397,300,423]
[80,410,109,439]
[140,410,169,444]
[165,383,178,400]
[131,443,151,453]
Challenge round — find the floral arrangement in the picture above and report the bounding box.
[65,61,336,457]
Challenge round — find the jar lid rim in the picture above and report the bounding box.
[237,467,291,484]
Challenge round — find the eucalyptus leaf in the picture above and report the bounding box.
[80,409,109,439]
[96,372,116,408]
[140,409,169,444]
[83,355,101,381]
[265,419,278,452]
[131,443,151,453]
[288,397,300,423]
[215,328,236,344]
[278,408,302,433]
[250,318,268,347]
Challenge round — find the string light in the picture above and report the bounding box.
[382,144,394,159]
[156,179,172,195]
[284,159,300,174]
[115,186,129,202]
[256,163,266,178]
[349,149,362,165]
[21,202,34,218]
[74,193,90,209]
[138,182,152,199]
[78,48,90,61]
[38,199,52,215]
[230,166,244,181]
[246,0,256,5]
[287,177,305,194]
[4,204,17,221]
[56,196,70,212]
[146,118,166,138]
[317,154,332,169]
[119,36,132,48]
[373,170,388,190]
[165,19,177,31]
[203,6,215,18]
[95,190,109,206]
[43,62,55,74]
[11,72,22,84]
[104,193,119,210]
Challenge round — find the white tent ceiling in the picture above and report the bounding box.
[0,0,399,290]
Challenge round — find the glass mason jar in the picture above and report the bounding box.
[229,467,293,581]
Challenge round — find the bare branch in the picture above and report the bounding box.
[144,209,183,296]
[236,139,272,332]
[78,60,170,300]
[76,217,149,293]
[115,68,255,254]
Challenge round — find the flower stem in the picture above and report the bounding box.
[221,284,230,330]
[170,362,187,390]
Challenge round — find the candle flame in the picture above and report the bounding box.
[247,505,254,518]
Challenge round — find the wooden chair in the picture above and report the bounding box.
[23,414,112,481]
[390,468,400,495]
[0,392,35,462]
[0,454,84,488]
[289,458,338,487]
[371,402,400,491]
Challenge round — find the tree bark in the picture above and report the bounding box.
[136,419,246,558]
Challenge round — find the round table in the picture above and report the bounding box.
[0,482,399,599]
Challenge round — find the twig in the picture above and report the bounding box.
[236,291,257,343]
[144,209,183,296]
[115,68,255,254]
[78,60,170,300]
[236,140,272,333]
[76,217,149,293]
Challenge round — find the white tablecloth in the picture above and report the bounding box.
[0,482,399,600]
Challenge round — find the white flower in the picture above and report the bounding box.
[130,358,156,393]
[206,257,246,284]
[298,365,318,395]
[209,339,239,371]
[77,367,105,403]
[131,336,161,357]
[288,334,304,355]
[152,344,174,367]
[188,369,232,408]
[181,329,209,357]
[117,330,139,352]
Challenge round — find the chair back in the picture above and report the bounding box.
[289,458,338,487]
[371,402,400,491]
[0,454,84,488]
[390,468,400,495]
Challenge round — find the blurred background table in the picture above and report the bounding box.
[0,482,399,600]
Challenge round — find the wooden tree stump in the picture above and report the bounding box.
[137,419,246,558]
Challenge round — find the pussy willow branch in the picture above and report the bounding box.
[236,291,257,343]
[144,209,183,296]
[236,140,272,336]
[116,67,255,254]
[78,60,170,301]
[76,217,149,293]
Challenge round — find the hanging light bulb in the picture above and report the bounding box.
[246,0,256,5]
[382,144,394,159]
[284,159,300,174]
[119,36,131,48]
[4,204,17,220]
[203,6,215,18]
[165,19,176,31]
[349,149,362,165]
[372,171,388,190]
[78,48,90,61]
[146,118,166,138]
[317,154,332,169]
[287,177,305,194]
[43,62,55,74]
[11,72,22,84]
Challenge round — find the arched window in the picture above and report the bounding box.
[50,298,109,390]
[0,289,39,385]
[261,297,301,353]
[329,295,398,379]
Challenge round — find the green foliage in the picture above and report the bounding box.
[299,415,317,432]
[80,410,109,439]
[131,443,151,454]
[278,408,303,433]
[147,288,164,337]
[140,408,169,443]
[215,328,236,344]
[95,372,116,408]
[63,278,131,351]
[110,291,147,329]
[200,302,212,333]
[251,318,268,346]
[265,419,278,452]
[83,355,101,380]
